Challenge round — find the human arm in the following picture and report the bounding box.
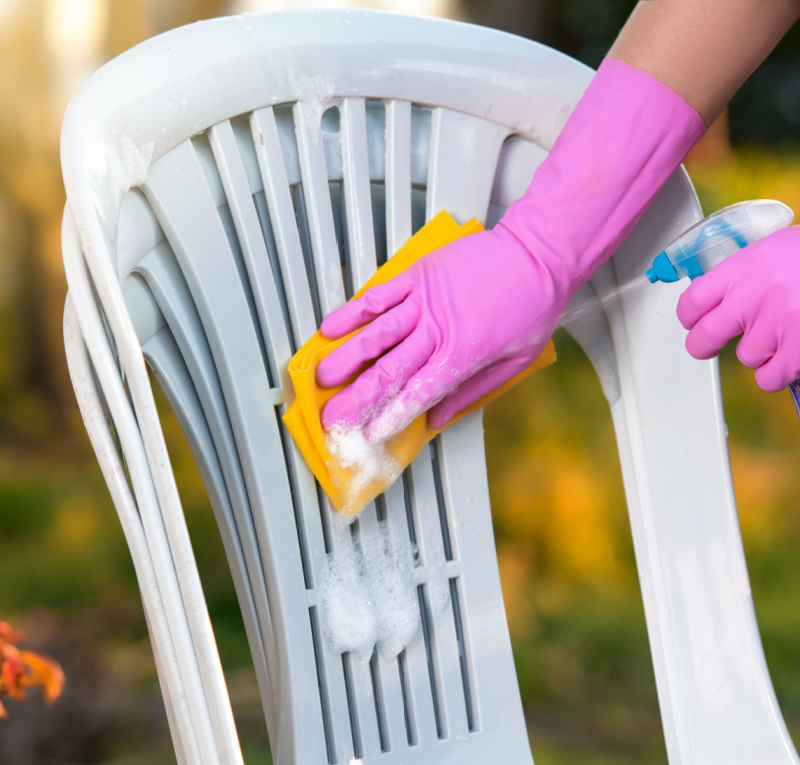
[609,0,800,127]
[613,1,800,392]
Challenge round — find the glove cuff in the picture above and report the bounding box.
[500,56,707,298]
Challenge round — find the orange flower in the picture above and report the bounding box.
[0,618,65,719]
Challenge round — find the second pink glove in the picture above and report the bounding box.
[677,225,800,391]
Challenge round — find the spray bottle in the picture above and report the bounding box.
[645,199,800,417]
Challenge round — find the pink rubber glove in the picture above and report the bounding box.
[317,58,706,439]
[321,228,562,442]
[677,226,800,391]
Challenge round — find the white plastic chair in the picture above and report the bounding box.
[60,10,800,765]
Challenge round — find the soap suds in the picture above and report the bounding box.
[363,520,421,659]
[107,136,154,211]
[288,69,337,147]
[320,519,451,662]
[320,534,377,662]
[88,134,154,242]
[365,393,418,445]
[326,425,402,513]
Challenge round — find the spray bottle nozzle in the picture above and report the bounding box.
[646,251,680,284]
[645,200,794,285]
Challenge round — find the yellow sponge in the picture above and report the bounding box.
[282,211,556,514]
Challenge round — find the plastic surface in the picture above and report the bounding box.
[58,10,800,765]
[646,199,794,282]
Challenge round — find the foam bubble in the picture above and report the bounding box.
[365,394,417,445]
[320,519,421,662]
[366,521,420,659]
[326,425,402,514]
[320,535,377,662]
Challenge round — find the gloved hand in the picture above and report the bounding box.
[318,225,564,441]
[317,58,706,440]
[677,225,800,391]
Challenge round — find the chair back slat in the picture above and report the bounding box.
[208,120,294,390]
[134,244,280,731]
[251,106,319,349]
[341,97,379,291]
[294,99,347,318]
[142,325,279,745]
[425,107,510,223]
[385,100,414,256]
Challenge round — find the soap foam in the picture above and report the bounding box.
[326,425,402,514]
[365,520,420,659]
[107,136,154,213]
[320,534,377,662]
[365,391,420,445]
[320,519,423,662]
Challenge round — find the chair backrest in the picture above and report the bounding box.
[60,10,800,765]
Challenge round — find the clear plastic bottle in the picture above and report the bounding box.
[646,200,794,284]
[646,199,800,420]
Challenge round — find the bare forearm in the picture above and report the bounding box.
[608,0,800,126]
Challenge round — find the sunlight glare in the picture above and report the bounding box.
[232,0,460,19]
[45,0,108,62]
[0,0,17,22]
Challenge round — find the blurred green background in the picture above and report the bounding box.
[0,1,799,764]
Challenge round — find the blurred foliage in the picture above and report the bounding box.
[0,1,798,764]
[729,27,800,149]
[463,0,800,150]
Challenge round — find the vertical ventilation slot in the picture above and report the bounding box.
[417,584,445,739]
[372,180,388,266]
[342,653,363,759]
[289,183,323,327]
[402,470,418,547]
[450,577,476,732]
[397,650,416,746]
[277,412,313,589]
[317,483,334,556]
[310,606,337,764]
[410,106,431,232]
[365,100,388,266]
[369,652,390,753]
[429,439,454,562]
[319,106,349,298]
[374,493,388,523]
